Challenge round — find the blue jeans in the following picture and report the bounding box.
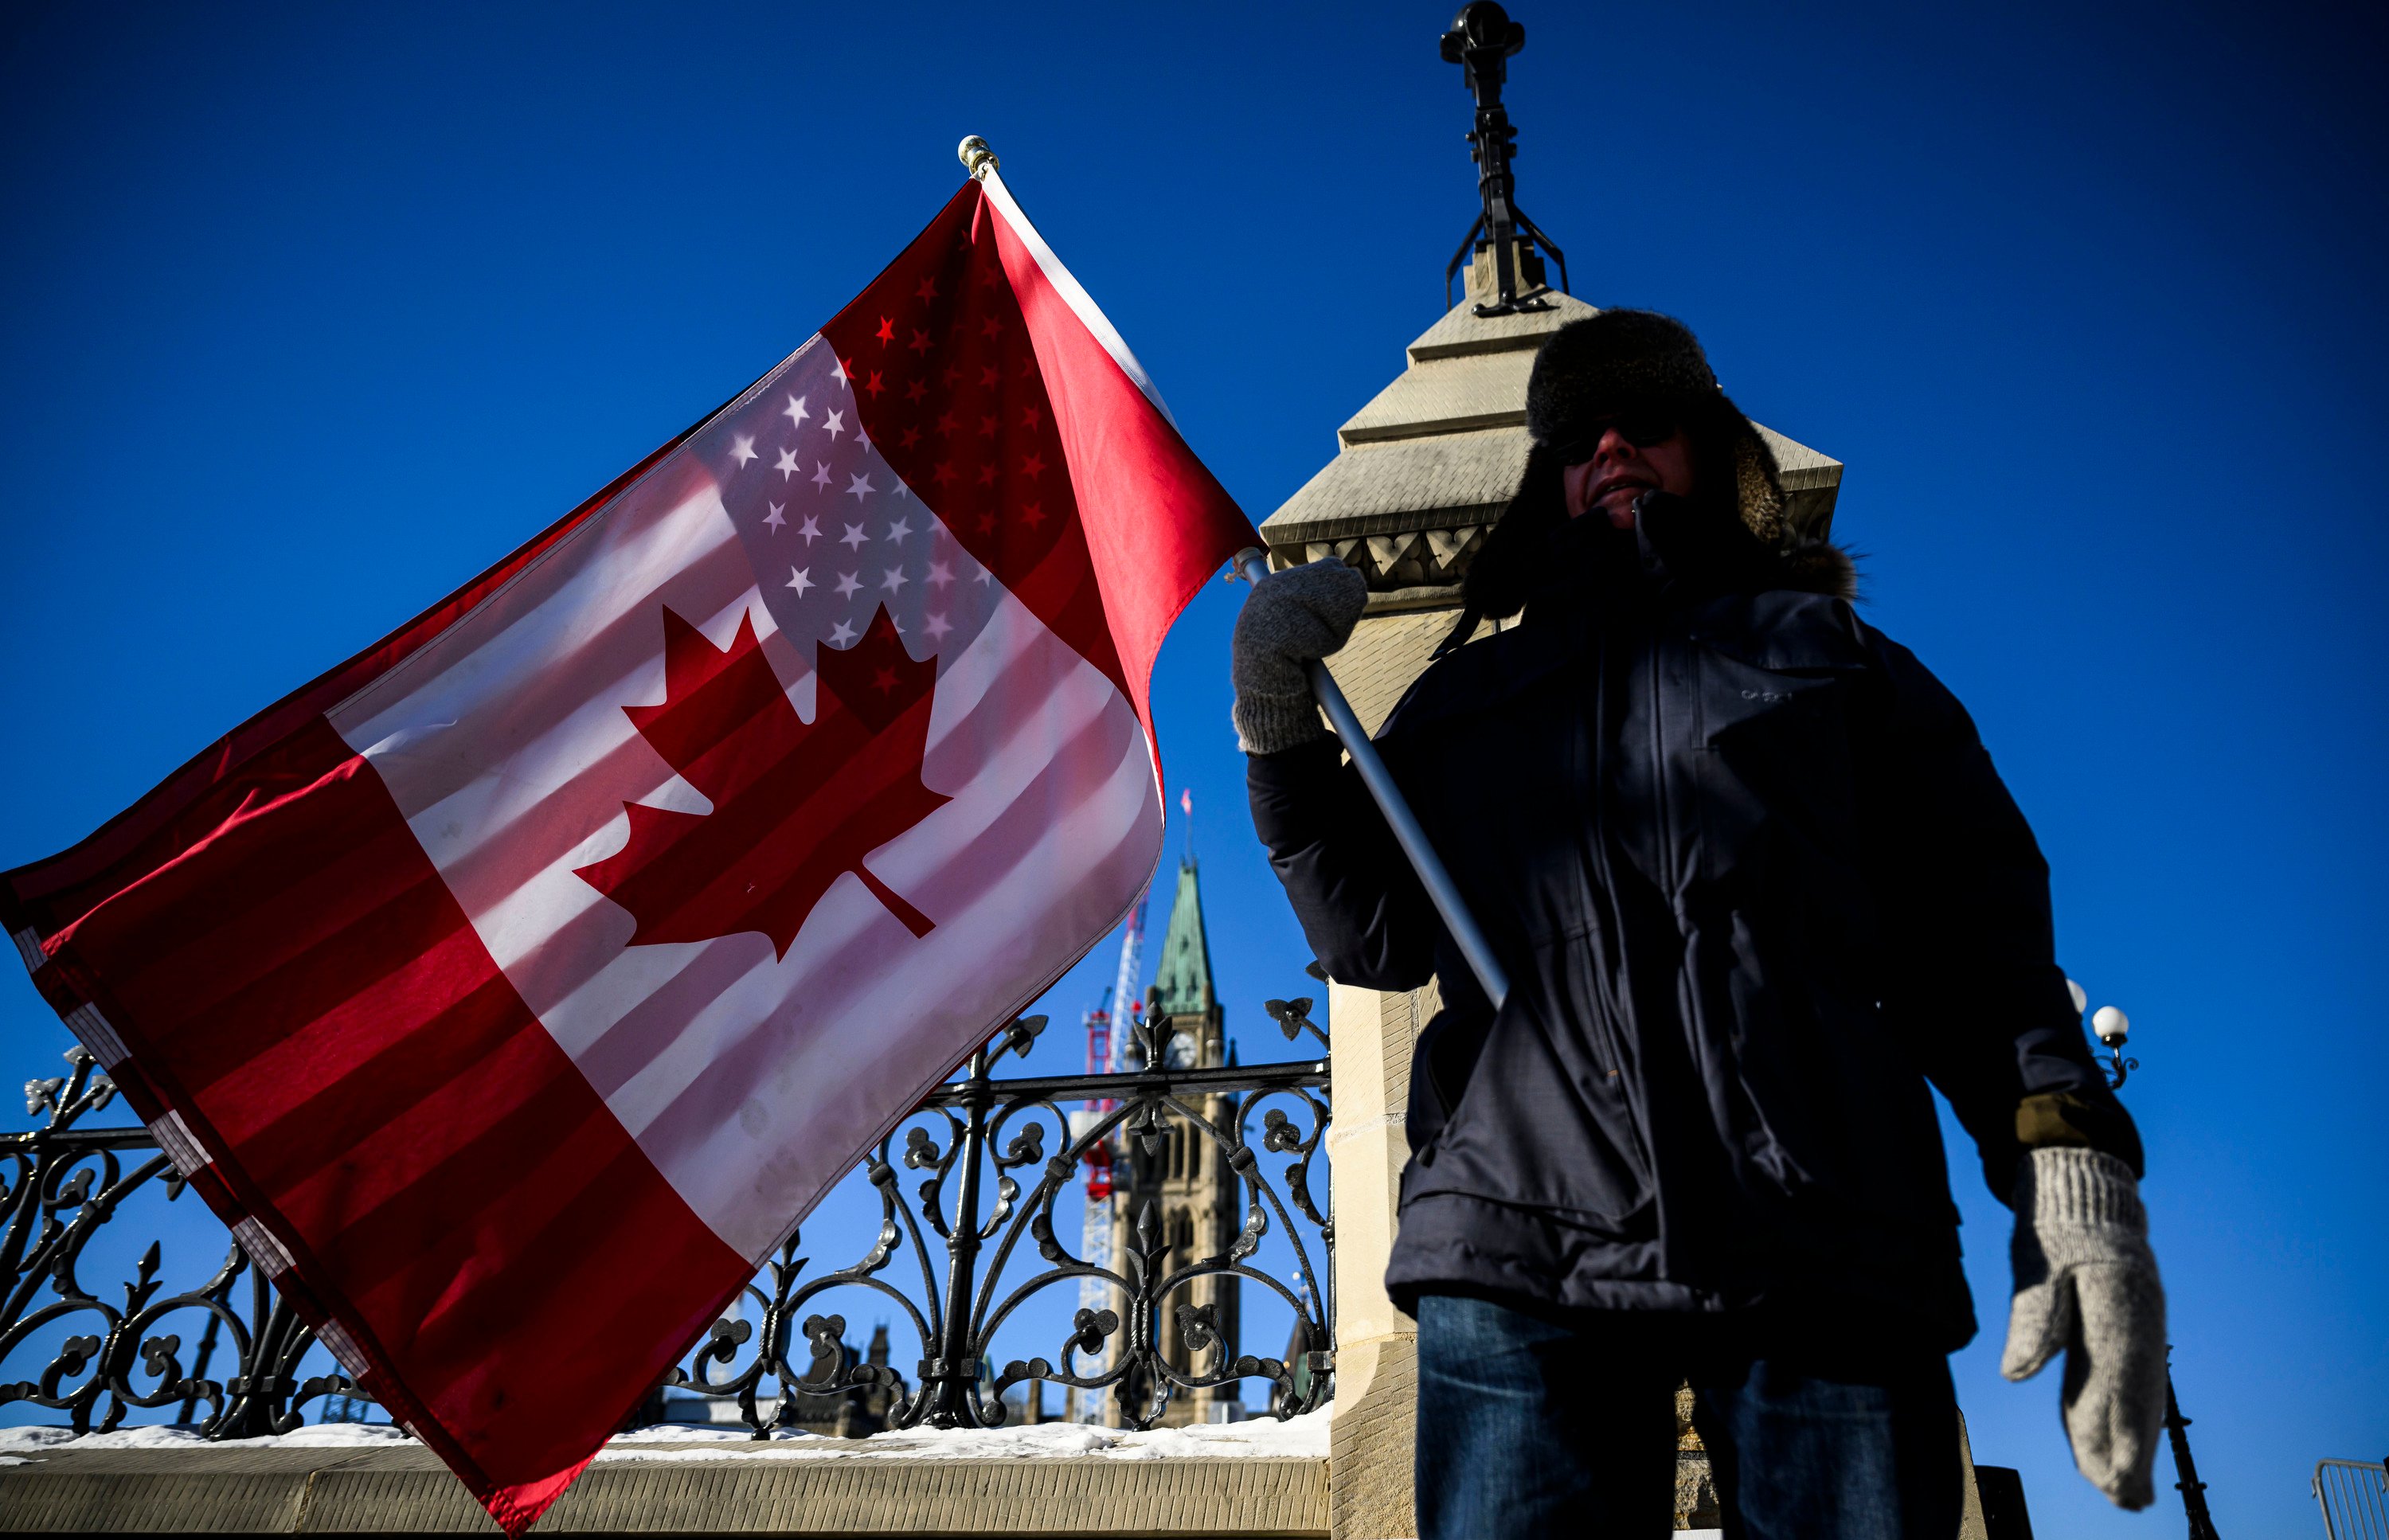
[1413,1294,1962,1539]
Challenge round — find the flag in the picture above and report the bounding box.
[2,166,1253,1534]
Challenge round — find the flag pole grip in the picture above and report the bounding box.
[1234,549,1511,1010]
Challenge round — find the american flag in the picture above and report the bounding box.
[717,353,1001,670]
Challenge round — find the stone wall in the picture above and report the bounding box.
[0,1446,1330,1535]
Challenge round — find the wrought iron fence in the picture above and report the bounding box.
[2,994,1332,1441]
[1,1046,346,1436]
[2317,1459,2389,1540]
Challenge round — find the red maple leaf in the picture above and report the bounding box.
[575,604,948,957]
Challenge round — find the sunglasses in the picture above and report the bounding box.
[1554,411,1680,461]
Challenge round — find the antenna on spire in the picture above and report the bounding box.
[1440,3,1570,316]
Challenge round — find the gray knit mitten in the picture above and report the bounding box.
[2001,1146,2169,1509]
[1230,559,1367,754]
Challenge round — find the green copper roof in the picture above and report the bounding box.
[1151,858,1214,1022]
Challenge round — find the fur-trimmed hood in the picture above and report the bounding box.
[1775,534,1861,603]
[1532,489,1856,615]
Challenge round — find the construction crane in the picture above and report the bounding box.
[1069,887,1147,1421]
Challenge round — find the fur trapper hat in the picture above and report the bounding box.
[1525,308,1789,547]
[1445,309,1851,650]
[1528,310,1722,447]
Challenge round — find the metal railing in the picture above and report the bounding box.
[1,1048,338,1436]
[2317,1460,2389,1540]
[2,995,1333,1440]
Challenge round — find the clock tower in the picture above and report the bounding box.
[1105,857,1243,1425]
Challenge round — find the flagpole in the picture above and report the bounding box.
[951,139,1508,1010]
[1232,549,1511,1010]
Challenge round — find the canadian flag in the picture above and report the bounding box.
[2,167,1253,1532]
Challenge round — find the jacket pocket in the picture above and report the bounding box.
[1690,632,1873,890]
[1404,1001,1494,1155]
[1406,954,1656,1236]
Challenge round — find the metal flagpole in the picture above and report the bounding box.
[1233,548,1510,1009]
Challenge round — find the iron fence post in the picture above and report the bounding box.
[2164,1354,2221,1540]
[2091,1006,2221,1540]
[929,1046,991,1426]
[174,1307,221,1425]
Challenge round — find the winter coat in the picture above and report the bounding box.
[1246,505,2132,1350]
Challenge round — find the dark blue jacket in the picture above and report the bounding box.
[1247,510,2131,1350]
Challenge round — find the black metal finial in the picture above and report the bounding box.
[1441,2,1569,315]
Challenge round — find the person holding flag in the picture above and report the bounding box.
[1234,308,2168,1537]
[3,140,1252,1535]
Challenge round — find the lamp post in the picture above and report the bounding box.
[2070,982,2221,1540]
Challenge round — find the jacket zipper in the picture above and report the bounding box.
[1579,627,1653,1176]
[1649,635,1675,900]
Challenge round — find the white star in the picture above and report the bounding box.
[785,566,814,596]
[834,572,862,599]
[829,619,858,645]
[857,428,871,453]
[924,612,953,641]
[927,559,954,588]
[781,394,810,430]
[886,517,913,545]
[846,472,874,502]
[823,409,847,440]
[811,461,833,491]
[976,568,995,585]
[893,477,909,499]
[840,522,869,550]
[879,567,909,594]
[774,446,800,480]
[798,514,821,544]
[730,433,758,467]
[831,357,849,389]
[764,501,785,532]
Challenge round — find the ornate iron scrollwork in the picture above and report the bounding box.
[4,983,1335,1442]
[658,996,1334,1434]
[1,1047,365,1436]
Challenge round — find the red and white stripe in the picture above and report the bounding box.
[2,170,1251,1536]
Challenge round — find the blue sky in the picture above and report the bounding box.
[2,2,2382,1533]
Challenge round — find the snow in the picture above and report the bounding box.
[0,1404,1333,1464]
[0,1422,413,1454]
[596,1405,1332,1463]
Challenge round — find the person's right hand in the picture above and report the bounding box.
[1230,558,1367,754]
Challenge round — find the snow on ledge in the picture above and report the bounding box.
[0,1404,1333,1465]
[0,1423,415,1456]
[597,1407,1332,1463]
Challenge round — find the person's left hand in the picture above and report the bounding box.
[2000,1147,2170,1508]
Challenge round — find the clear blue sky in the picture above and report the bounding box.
[3,2,2381,1534]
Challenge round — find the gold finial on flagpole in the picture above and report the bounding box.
[957,136,999,180]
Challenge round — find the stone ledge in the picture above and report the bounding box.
[0,1448,1329,1535]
